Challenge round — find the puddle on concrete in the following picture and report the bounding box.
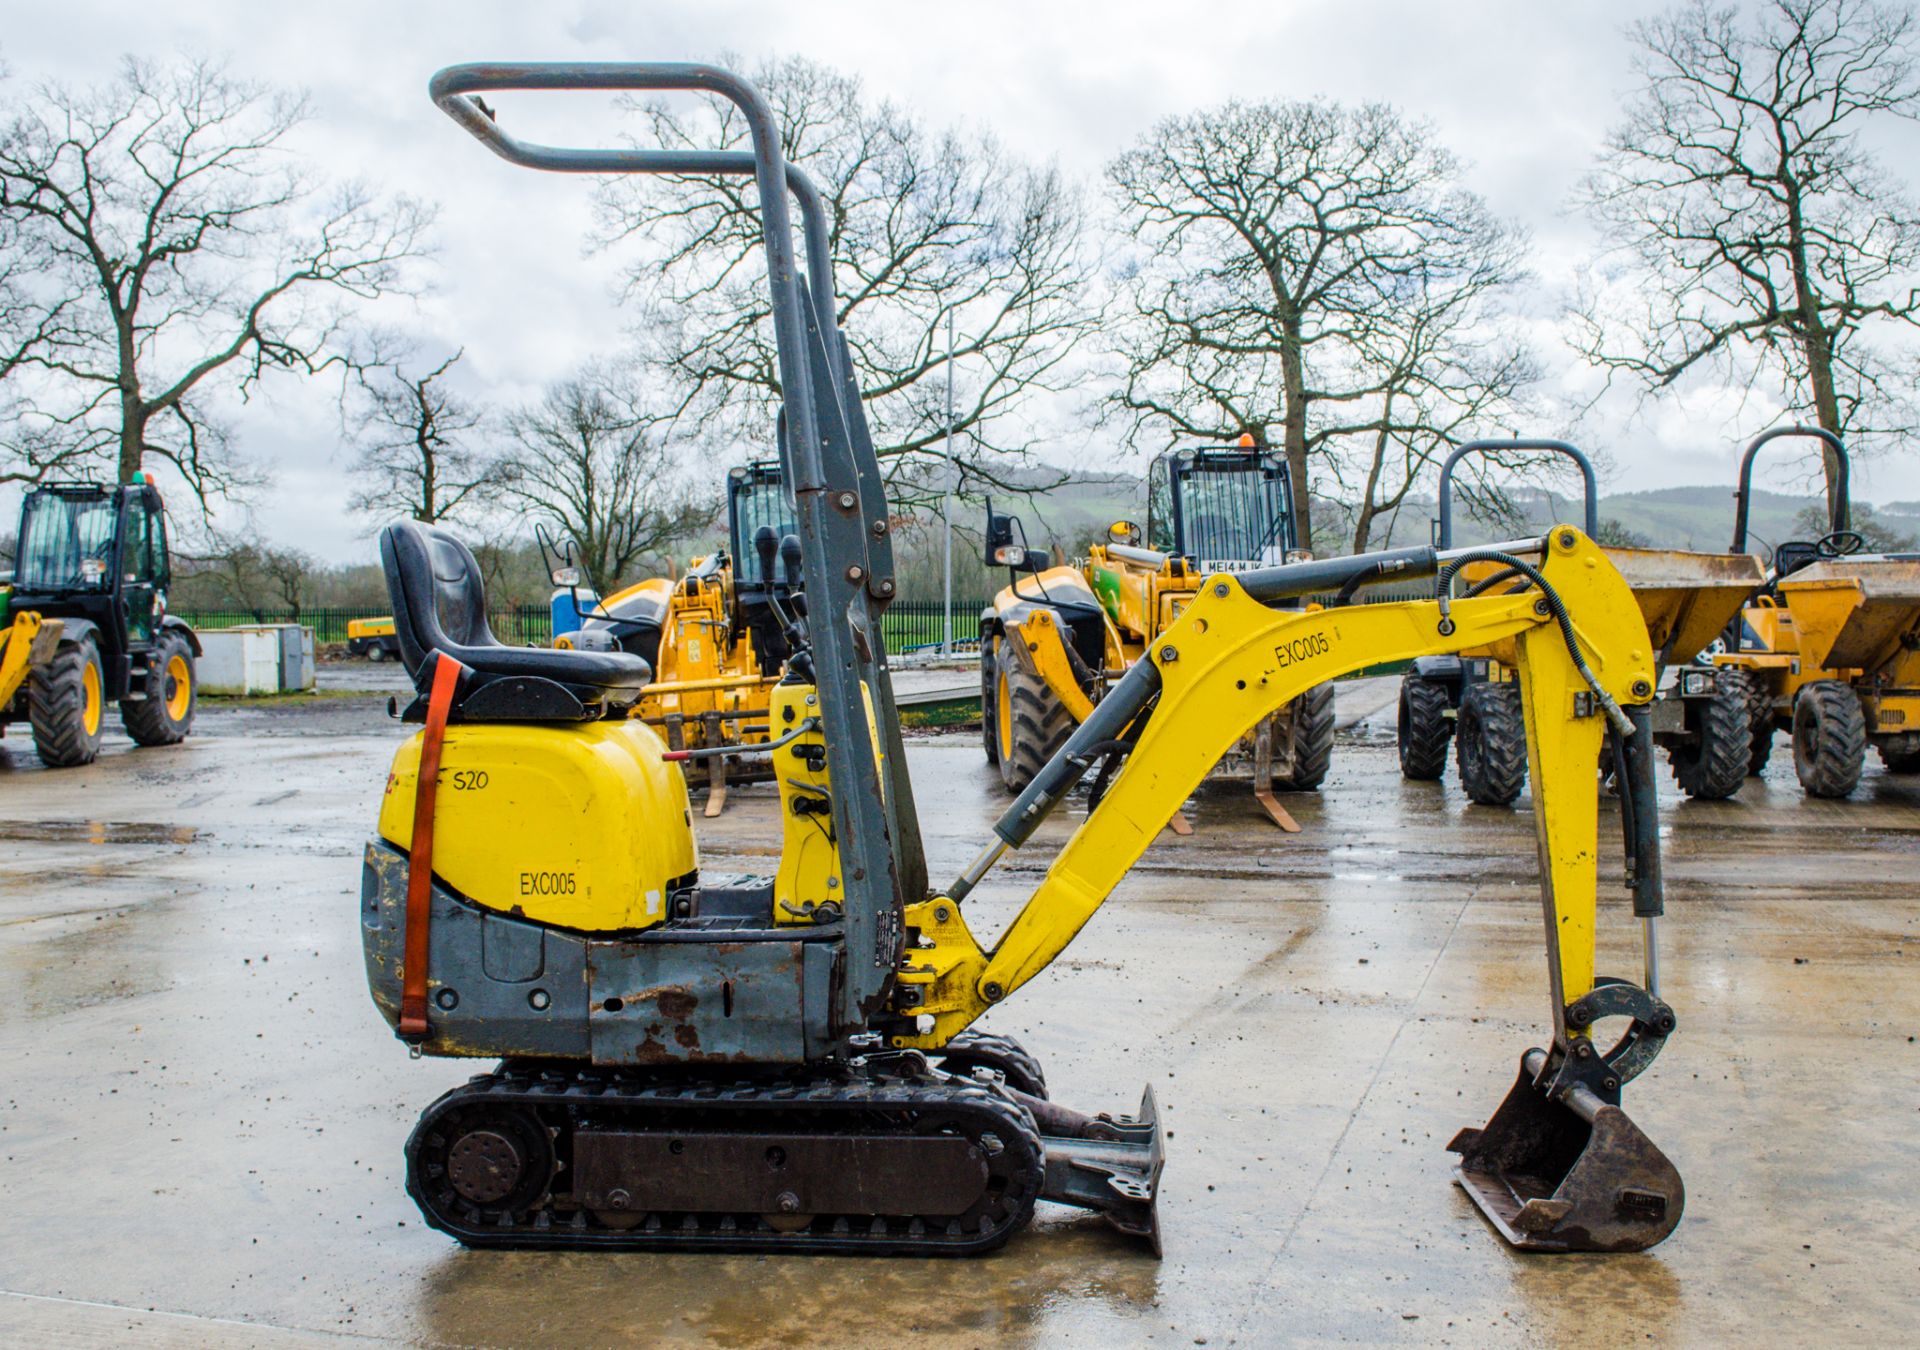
[0,820,199,846]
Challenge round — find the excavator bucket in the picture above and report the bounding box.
[1449,1048,1684,1253]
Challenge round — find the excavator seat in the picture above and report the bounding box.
[380,521,652,722]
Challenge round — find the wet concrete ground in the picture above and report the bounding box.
[1,673,1916,1347]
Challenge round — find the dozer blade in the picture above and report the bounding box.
[1016,1085,1166,1256]
[1449,1048,1683,1253]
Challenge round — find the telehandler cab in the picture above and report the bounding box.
[982,436,1335,831]
[1397,439,1764,804]
[545,461,799,815]
[0,475,198,767]
[358,60,1684,1258]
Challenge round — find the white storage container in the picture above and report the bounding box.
[196,627,285,695]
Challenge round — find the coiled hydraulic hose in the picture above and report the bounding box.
[1435,549,1635,737]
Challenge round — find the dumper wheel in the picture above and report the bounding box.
[1878,744,1920,774]
[936,1030,1048,1099]
[1456,681,1526,807]
[995,639,1075,793]
[121,632,196,747]
[980,637,1000,766]
[1667,668,1752,801]
[1397,675,1453,780]
[29,636,105,768]
[1744,673,1777,775]
[1793,680,1865,799]
[1273,680,1336,790]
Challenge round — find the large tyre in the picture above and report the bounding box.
[1397,675,1453,781]
[1744,672,1777,775]
[1793,680,1866,799]
[994,638,1076,793]
[1273,680,1336,790]
[1456,680,1527,807]
[980,636,1000,766]
[121,632,196,747]
[1666,668,1753,800]
[936,1029,1048,1100]
[29,636,106,768]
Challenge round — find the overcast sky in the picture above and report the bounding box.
[6,0,1918,564]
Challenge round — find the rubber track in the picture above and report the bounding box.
[405,1062,1045,1255]
[122,633,193,747]
[28,641,101,768]
[998,645,1075,792]
[1397,675,1453,781]
[1456,681,1527,807]
[1668,668,1752,800]
[936,1029,1048,1100]
[1794,680,1866,799]
[1274,680,1336,790]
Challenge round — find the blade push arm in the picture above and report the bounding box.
[890,528,1657,1052]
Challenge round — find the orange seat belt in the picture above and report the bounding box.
[399,654,464,1041]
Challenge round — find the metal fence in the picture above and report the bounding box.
[177,599,989,654]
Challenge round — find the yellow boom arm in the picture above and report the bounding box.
[893,528,1656,1051]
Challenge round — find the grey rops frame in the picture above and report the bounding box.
[1434,439,1599,551]
[429,62,923,1037]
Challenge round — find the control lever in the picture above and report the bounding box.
[780,533,807,618]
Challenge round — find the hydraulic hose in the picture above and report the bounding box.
[1435,549,1636,739]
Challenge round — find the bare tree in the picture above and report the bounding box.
[345,345,505,526]
[1574,0,1920,516]
[0,56,431,500]
[189,528,316,618]
[1108,99,1534,551]
[503,365,714,590]
[595,56,1094,508]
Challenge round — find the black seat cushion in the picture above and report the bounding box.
[379,522,652,720]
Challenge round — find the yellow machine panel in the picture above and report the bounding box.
[378,716,697,932]
[771,679,884,924]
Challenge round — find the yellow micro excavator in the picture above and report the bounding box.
[356,61,1685,1258]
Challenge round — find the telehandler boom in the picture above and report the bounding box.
[357,60,1684,1259]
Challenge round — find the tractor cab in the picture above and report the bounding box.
[1146,439,1299,571]
[726,460,802,675]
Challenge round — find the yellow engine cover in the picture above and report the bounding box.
[377,717,697,933]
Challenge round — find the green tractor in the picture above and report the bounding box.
[0,475,199,767]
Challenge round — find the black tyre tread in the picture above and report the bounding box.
[1743,670,1777,775]
[28,639,103,768]
[980,637,1000,766]
[996,642,1076,793]
[1667,668,1753,800]
[1456,680,1527,807]
[1397,675,1453,781]
[1272,680,1336,790]
[1793,680,1866,799]
[121,632,195,747]
[936,1029,1049,1100]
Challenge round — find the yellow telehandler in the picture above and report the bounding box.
[547,462,799,814]
[981,436,1333,831]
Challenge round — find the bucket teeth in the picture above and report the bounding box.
[1450,1049,1684,1253]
